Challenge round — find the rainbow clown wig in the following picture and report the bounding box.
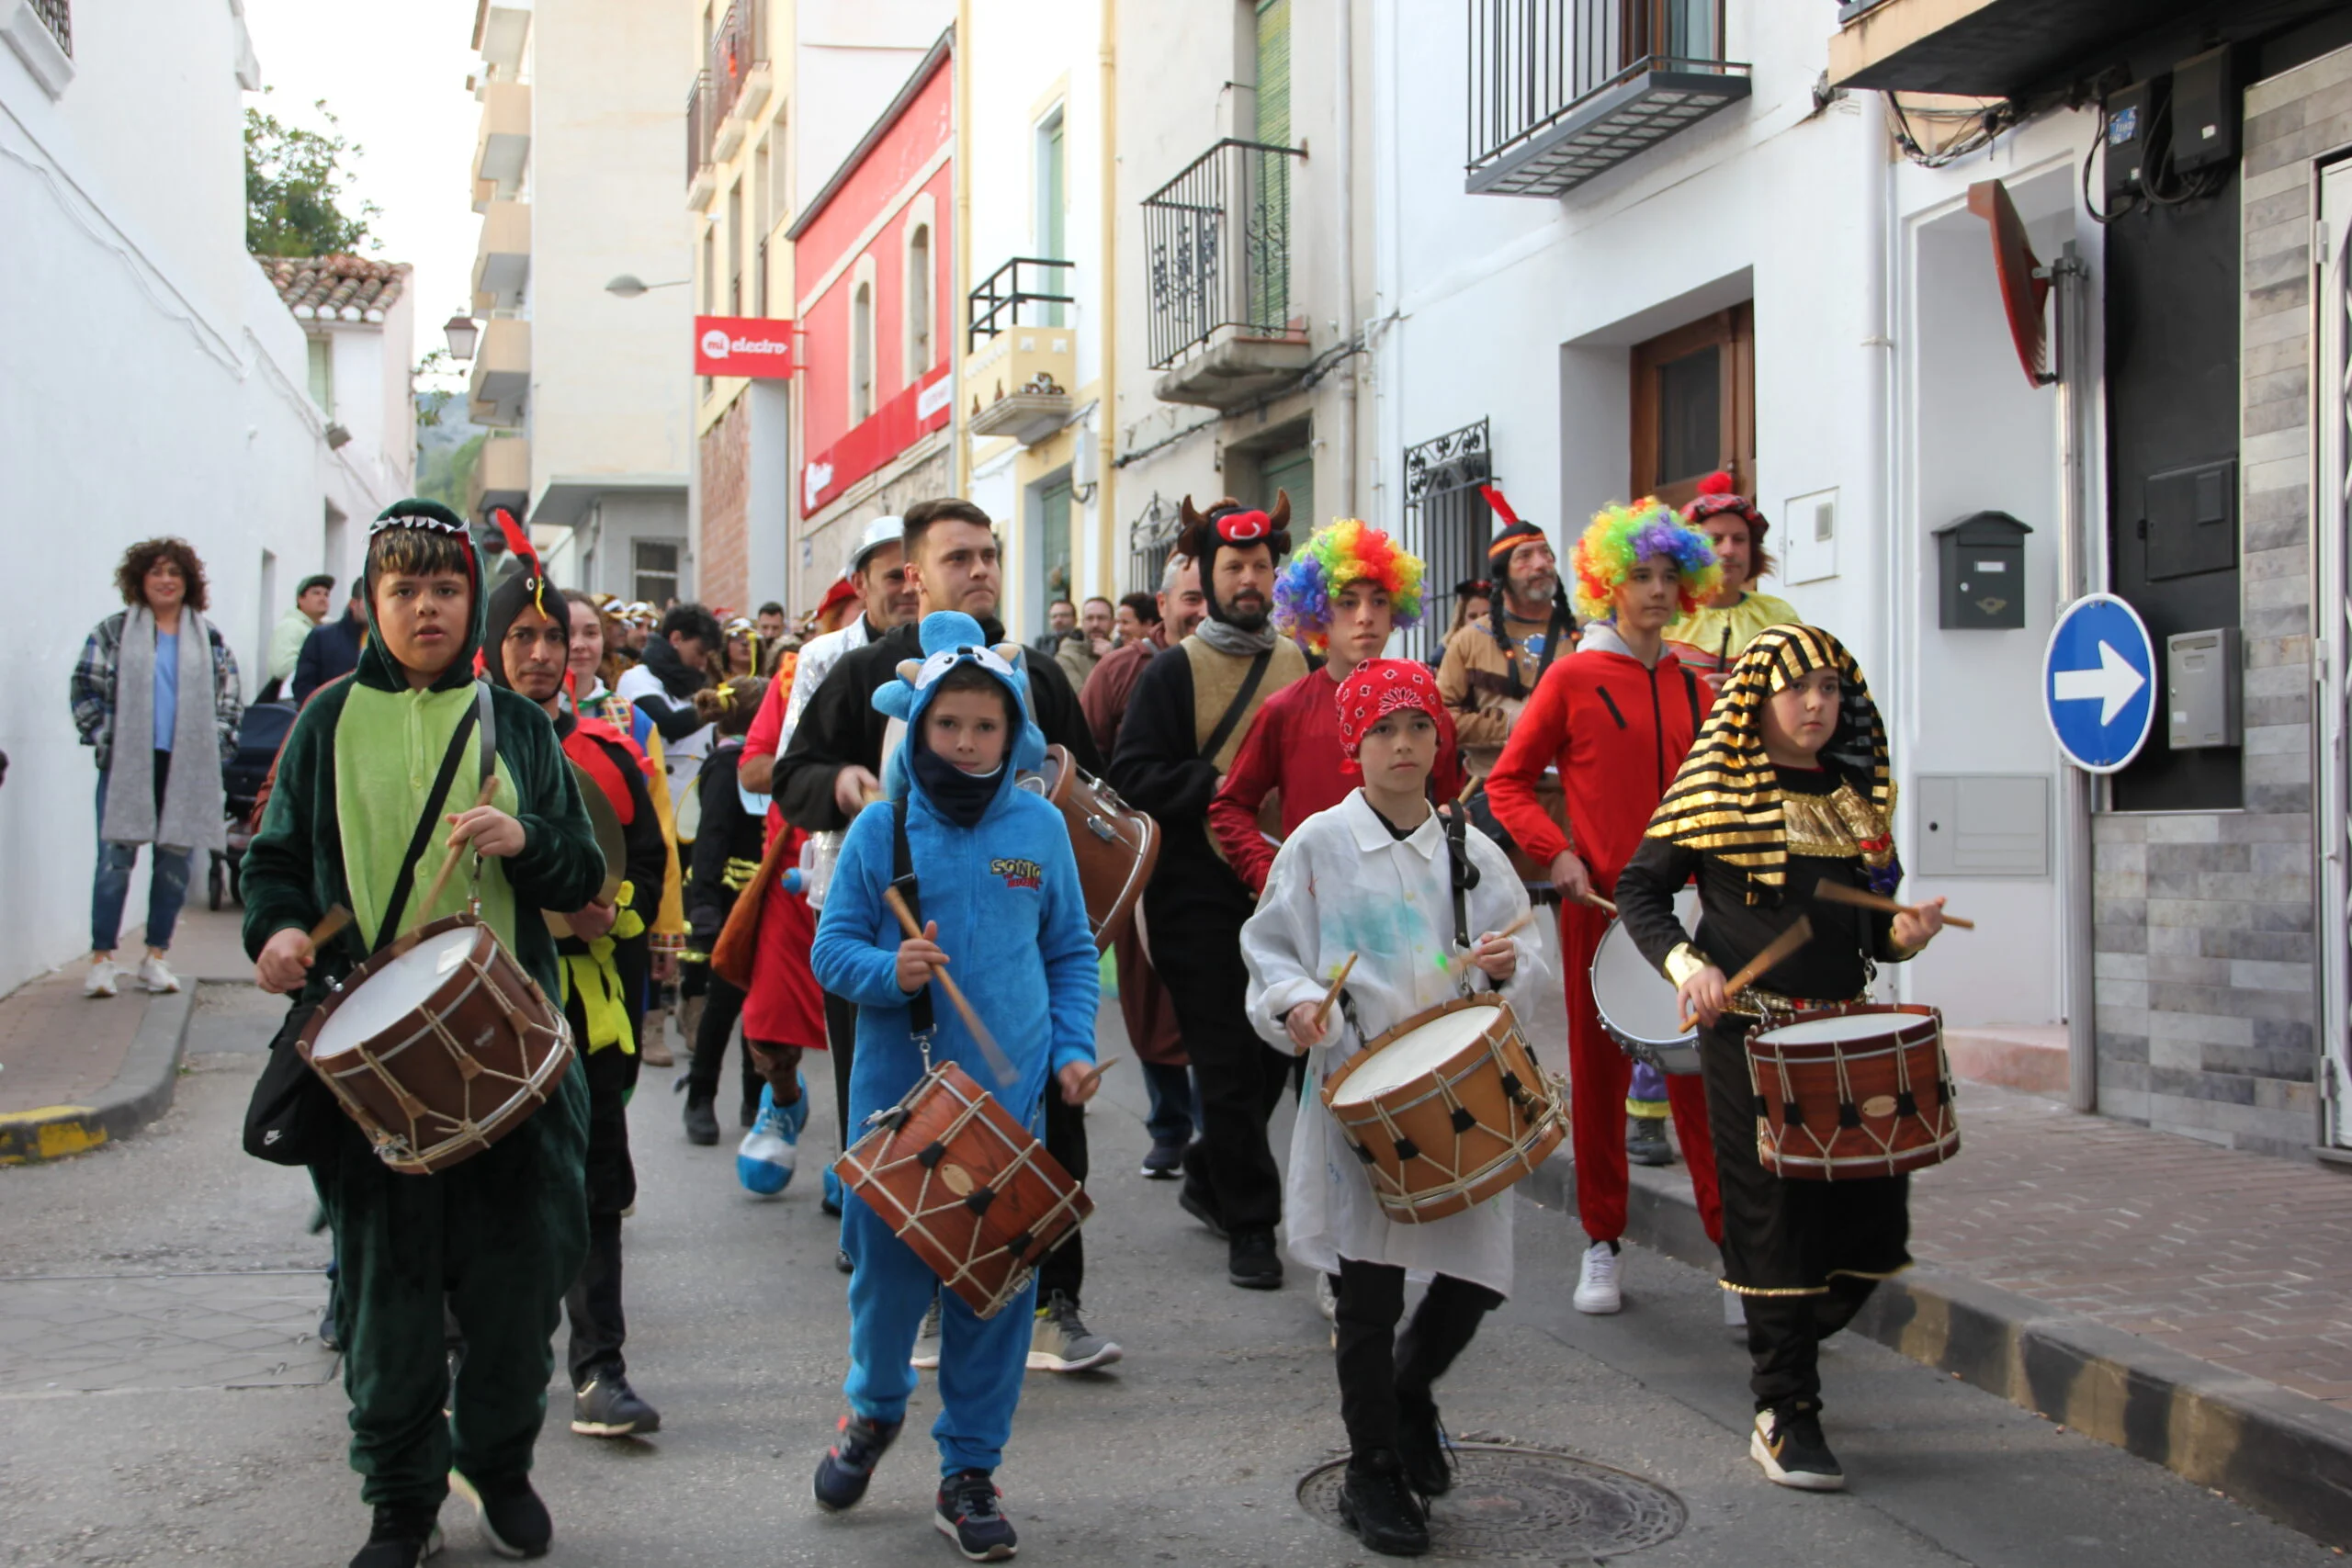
[1570,498,1724,623]
[1272,518,1426,654]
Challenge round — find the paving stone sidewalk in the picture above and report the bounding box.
[1905,1078,2352,1412]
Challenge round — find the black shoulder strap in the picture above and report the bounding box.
[1442,805,1480,956]
[1200,648,1275,766]
[373,684,488,952]
[1681,665,1702,730]
[1497,599,1575,700]
[890,800,934,1038]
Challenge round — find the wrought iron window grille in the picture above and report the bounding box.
[707,0,764,128]
[1141,138,1307,370]
[31,0,68,55]
[1127,492,1184,595]
[967,257,1077,352]
[685,71,711,189]
[1399,419,1495,663]
[1465,0,1750,197]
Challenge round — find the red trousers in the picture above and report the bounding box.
[743,824,827,1050]
[1556,897,1722,1247]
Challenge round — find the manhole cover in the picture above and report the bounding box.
[1298,1442,1685,1561]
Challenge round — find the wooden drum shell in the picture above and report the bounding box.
[1742,1003,1961,1180]
[1319,995,1566,1224]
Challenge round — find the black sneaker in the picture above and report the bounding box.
[812,1411,902,1512]
[348,1504,442,1568]
[1227,1226,1283,1290]
[1751,1403,1845,1491]
[1139,1135,1185,1179]
[934,1468,1018,1561]
[1338,1449,1430,1557]
[1396,1393,1453,1496]
[571,1372,661,1437]
[1625,1114,1674,1167]
[834,1247,854,1275]
[683,1096,720,1146]
[740,1099,759,1130]
[1178,1183,1228,1240]
[449,1471,551,1560]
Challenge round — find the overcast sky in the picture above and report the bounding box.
[243,0,481,388]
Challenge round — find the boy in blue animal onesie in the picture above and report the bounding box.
[807,611,1101,1562]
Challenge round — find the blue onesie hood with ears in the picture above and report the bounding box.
[871,610,1048,801]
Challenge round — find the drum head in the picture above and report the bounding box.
[1757,1011,1917,1046]
[1330,1005,1498,1105]
[311,926,477,1058]
[672,774,703,843]
[568,760,628,903]
[1590,889,1698,1047]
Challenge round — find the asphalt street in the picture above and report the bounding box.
[0,980,2335,1567]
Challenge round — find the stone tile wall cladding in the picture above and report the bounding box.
[2089,45,2352,1159]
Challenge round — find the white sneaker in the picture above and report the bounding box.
[84,958,119,998]
[135,955,180,994]
[1316,1271,1339,1324]
[1574,1241,1623,1314]
[910,1297,942,1370]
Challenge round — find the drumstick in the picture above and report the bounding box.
[1578,892,1618,915]
[410,775,501,936]
[1072,1056,1122,1094]
[1810,878,1976,931]
[1678,916,1815,1033]
[880,886,1020,1088]
[1454,773,1482,805]
[1312,952,1359,1031]
[305,905,352,953]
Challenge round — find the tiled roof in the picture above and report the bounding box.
[255,255,411,323]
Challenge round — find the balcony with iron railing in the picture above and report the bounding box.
[1141,138,1311,411]
[1465,0,1749,197]
[967,258,1078,445]
[706,0,769,160]
[685,71,716,207]
[1826,0,2213,97]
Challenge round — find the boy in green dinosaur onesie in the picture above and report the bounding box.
[243,499,605,1568]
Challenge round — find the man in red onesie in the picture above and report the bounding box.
[1487,498,1725,1318]
[1210,518,1468,894]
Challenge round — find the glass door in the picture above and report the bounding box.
[2317,160,2352,1144]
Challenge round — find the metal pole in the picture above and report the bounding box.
[2051,243,2099,1115]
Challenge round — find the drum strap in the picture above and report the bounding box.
[1442,804,1486,989]
[373,682,496,953]
[889,801,937,1043]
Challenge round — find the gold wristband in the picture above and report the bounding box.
[1664,943,1712,987]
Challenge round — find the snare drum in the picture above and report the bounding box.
[1743,1004,1960,1180]
[1590,888,1701,1074]
[299,915,574,1174]
[1320,996,1566,1224]
[834,1061,1092,1318]
[1028,744,1159,952]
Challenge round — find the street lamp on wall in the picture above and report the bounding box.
[443,312,481,361]
[606,275,692,299]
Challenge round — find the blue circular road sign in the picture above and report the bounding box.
[2042,592,2157,773]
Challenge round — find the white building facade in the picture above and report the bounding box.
[0,0,413,995]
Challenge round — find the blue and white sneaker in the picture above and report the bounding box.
[735,1076,808,1196]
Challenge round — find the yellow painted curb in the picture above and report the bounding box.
[0,1105,108,1164]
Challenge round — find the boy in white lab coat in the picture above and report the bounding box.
[1239,658,1544,1557]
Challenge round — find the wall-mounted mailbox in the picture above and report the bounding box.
[1932,511,2032,629]
[2166,627,2241,749]
[1913,774,2051,878]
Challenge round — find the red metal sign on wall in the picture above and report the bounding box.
[695,315,796,378]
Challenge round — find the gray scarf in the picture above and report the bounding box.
[1194,614,1279,657]
[102,606,226,852]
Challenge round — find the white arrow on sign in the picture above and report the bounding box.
[2052,639,2147,727]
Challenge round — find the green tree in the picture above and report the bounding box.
[415,431,488,517]
[246,91,379,257]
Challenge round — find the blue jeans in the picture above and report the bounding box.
[1142,1060,1198,1146]
[92,752,192,953]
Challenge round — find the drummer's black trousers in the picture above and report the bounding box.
[1697,1021,1910,1412]
[825,990,1089,1306]
[1333,1261,1503,1458]
[1157,925,1290,1234]
[564,1041,639,1387]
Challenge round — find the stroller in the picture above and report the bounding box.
[209,700,297,909]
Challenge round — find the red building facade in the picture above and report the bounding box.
[788,38,954,565]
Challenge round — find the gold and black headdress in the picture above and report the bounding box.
[1644,624,1892,900]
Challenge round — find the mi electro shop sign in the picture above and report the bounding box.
[694,316,795,378]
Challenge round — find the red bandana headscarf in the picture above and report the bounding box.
[1334,658,1450,774]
